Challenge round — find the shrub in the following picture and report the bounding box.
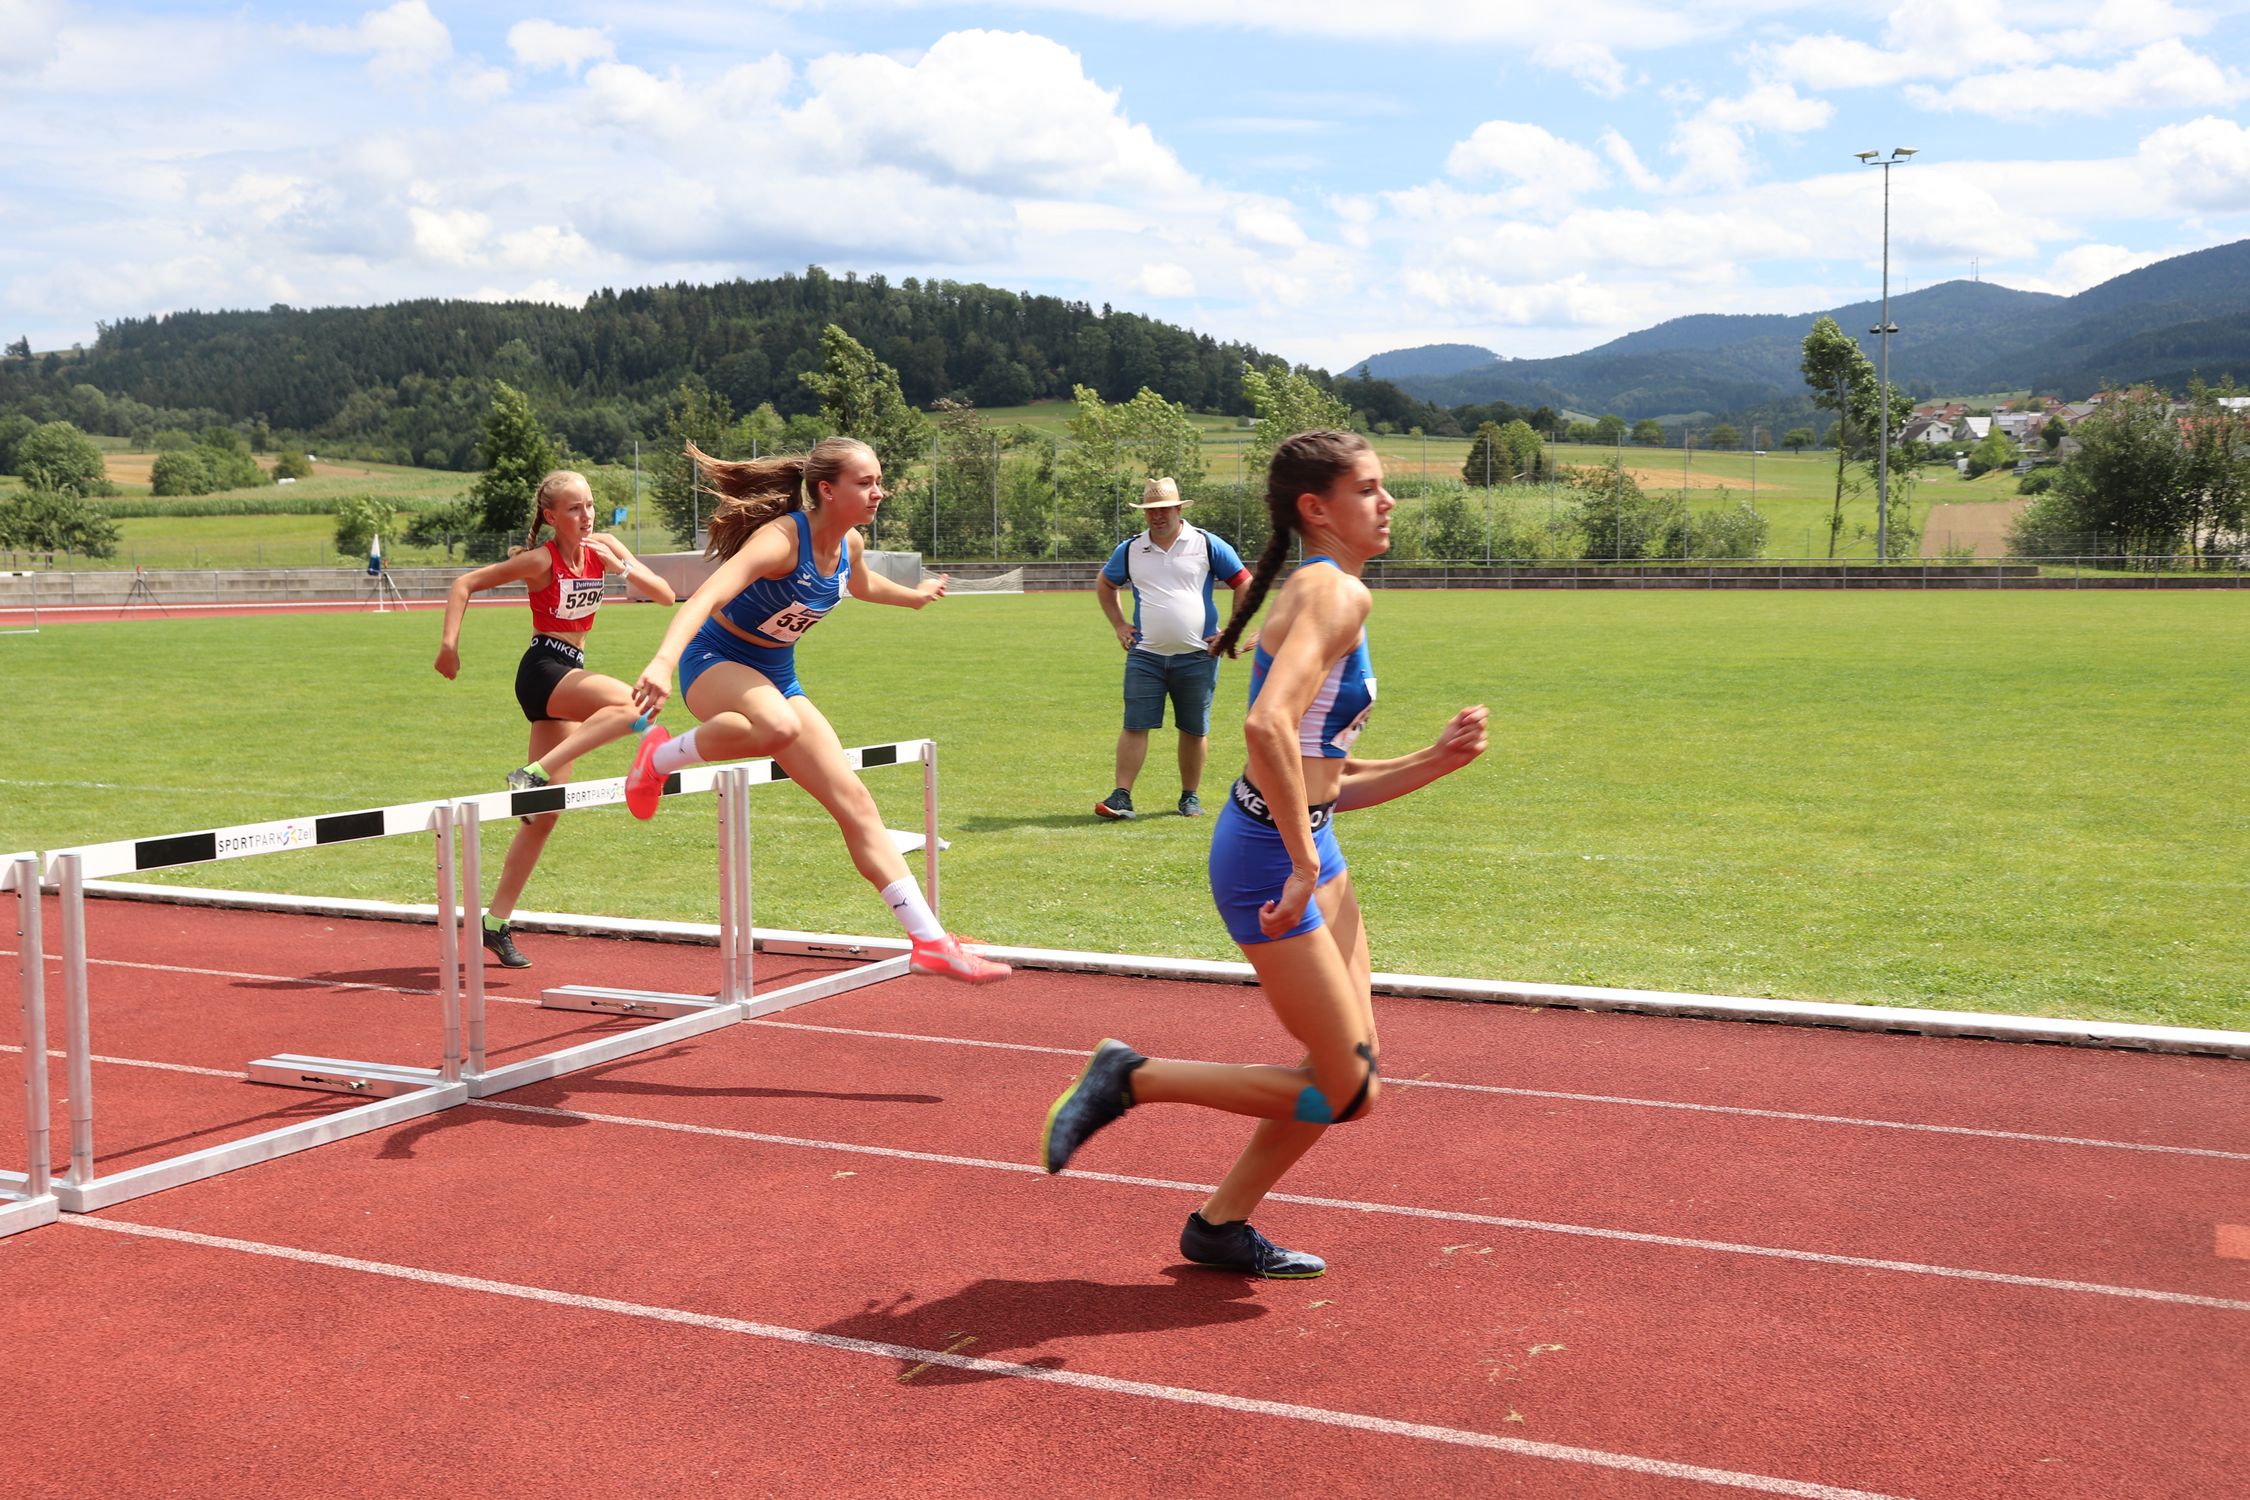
[334,494,398,560]
[14,421,111,497]
[150,448,216,497]
[0,486,122,556]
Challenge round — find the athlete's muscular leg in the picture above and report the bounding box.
[490,717,576,921]
[1128,872,1380,1191]
[684,663,801,759]
[1199,874,1376,1223]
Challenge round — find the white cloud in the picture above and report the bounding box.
[1132,262,1197,297]
[2137,115,2250,211]
[1599,130,1665,193]
[497,225,595,273]
[794,31,1192,197]
[409,205,490,265]
[2039,244,2175,295]
[452,63,511,103]
[1908,39,2246,119]
[0,0,64,73]
[1703,83,1830,134]
[1534,40,1627,98]
[1228,204,1308,248]
[508,20,614,75]
[299,1,453,82]
[1446,121,1607,206]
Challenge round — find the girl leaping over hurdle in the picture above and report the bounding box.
[1039,430,1487,1276]
[623,439,1008,985]
[435,469,676,968]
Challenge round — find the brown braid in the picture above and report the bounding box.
[692,437,873,560]
[1209,429,1372,657]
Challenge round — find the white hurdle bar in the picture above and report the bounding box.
[2,853,59,1236]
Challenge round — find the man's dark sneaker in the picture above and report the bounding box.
[1095,787,1135,821]
[1040,1038,1146,1173]
[481,921,531,969]
[1180,1212,1327,1278]
[1177,790,1203,818]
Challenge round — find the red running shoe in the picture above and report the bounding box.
[625,725,671,820]
[909,932,1011,984]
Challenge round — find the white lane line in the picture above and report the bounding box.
[743,1019,2250,1165]
[8,949,2242,1160]
[472,1100,2250,1314]
[0,1043,236,1078]
[65,1216,1903,1500]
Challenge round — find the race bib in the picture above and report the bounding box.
[555,576,604,620]
[755,601,830,642]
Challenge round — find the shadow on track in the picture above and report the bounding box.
[814,1269,1269,1387]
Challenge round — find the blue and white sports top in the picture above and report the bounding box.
[717,511,848,647]
[1247,557,1376,759]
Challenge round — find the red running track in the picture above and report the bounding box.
[4,898,2248,1498]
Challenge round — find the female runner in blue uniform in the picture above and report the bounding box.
[624,438,1008,984]
[1040,430,1488,1275]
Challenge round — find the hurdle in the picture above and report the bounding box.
[2,854,59,1236]
[39,804,482,1212]
[39,740,937,1209]
[441,740,934,1098]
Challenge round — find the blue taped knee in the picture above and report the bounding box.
[1293,1085,1335,1125]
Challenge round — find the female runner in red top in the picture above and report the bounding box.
[435,469,675,967]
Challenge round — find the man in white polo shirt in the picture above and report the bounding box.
[1093,477,1252,820]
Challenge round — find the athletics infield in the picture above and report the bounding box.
[4,893,2246,1499]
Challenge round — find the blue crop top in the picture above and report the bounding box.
[1246,557,1376,759]
[717,510,849,646]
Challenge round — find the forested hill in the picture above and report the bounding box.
[3,269,1289,469]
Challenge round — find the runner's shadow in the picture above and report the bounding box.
[814,1269,1269,1388]
[371,1047,940,1161]
[232,966,440,994]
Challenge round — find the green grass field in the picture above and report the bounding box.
[3,592,2242,1030]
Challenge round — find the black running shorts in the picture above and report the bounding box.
[514,634,585,722]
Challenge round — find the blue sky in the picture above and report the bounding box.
[5,0,2249,371]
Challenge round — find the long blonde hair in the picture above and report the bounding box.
[690,437,874,560]
[518,469,592,554]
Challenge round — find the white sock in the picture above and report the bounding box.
[650,728,703,775]
[879,877,944,941]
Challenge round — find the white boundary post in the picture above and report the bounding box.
[457,801,486,1079]
[1,853,59,1236]
[58,855,93,1192]
[921,741,940,919]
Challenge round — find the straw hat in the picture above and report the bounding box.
[1128,477,1189,510]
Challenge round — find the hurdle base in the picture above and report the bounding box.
[540,984,726,1019]
[0,1191,60,1238]
[248,1055,447,1098]
[54,1081,466,1212]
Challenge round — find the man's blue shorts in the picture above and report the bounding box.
[680,619,806,701]
[1123,648,1219,735]
[1207,784,1347,946]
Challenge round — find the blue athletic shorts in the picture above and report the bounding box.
[1124,649,1219,735]
[680,619,806,701]
[1207,779,1346,946]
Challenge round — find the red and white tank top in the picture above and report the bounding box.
[527,540,606,635]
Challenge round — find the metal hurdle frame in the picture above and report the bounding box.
[2,854,59,1236]
[36,740,936,1210]
[38,816,474,1213]
[408,740,934,1099]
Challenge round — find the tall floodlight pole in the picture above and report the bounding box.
[1857,147,1918,563]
